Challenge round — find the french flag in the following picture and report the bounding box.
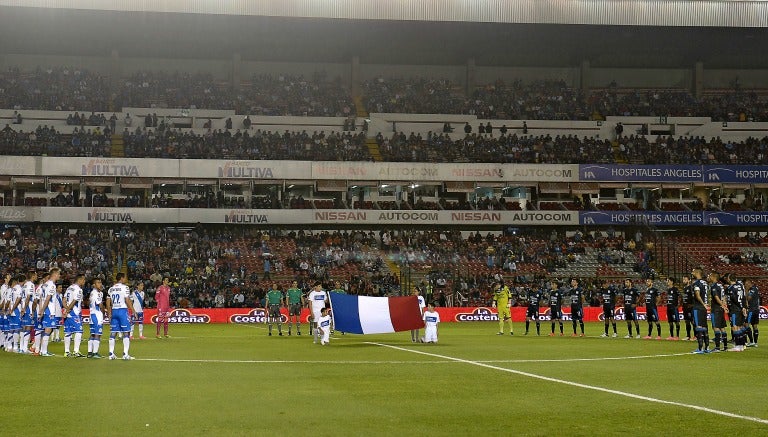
[329,294,425,334]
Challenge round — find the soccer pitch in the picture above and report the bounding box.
[3,322,766,436]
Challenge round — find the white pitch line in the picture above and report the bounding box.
[130,352,687,365]
[369,342,768,426]
[135,358,453,364]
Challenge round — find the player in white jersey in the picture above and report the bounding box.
[307,282,328,344]
[19,271,38,354]
[51,283,64,342]
[410,287,426,343]
[63,274,86,357]
[422,303,440,343]
[37,268,61,356]
[131,281,146,340]
[87,278,105,358]
[8,276,25,352]
[31,273,48,355]
[0,272,10,351]
[317,307,332,345]
[106,273,135,360]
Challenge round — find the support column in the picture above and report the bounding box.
[351,56,360,96]
[579,60,590,91]
[109,49,121,110]
[693,61,704,99]
[232,53,242,92]
[466,58,477,95]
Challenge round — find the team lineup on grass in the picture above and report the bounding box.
[1,265,760,357]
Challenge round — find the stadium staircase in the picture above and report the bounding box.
[611,140,627,164]
[110,134,125,158]
[353,94,368,118]
[366,138,383,162]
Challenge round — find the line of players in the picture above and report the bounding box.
[492,271,760,352]
[0,269,157,360]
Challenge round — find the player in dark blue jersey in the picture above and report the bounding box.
[724,274,747,352]
[680,275,694,341]
[664,277,681,340]
[642,278,662,339]
[600,280,618,338]
[744,279,760,347]
[569,278,585,337]
[621,278,641,339]
[691,268,710,353]
[525,287,544,336]
[547,280,564,336]
[708,271,728,352]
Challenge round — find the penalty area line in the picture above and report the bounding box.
[368,342,768,426]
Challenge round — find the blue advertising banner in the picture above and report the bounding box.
[704,211,768,226]
[703,166,768,183]
[579,164,702,182]
[580,211,704,226]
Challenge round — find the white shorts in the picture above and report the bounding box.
[424,326,438,343]
[311,309,323,323]
[321,327,330,344]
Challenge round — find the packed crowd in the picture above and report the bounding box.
[122,127,369,160]
[617,134,768,165]
[376,131,615,163]
[368,78,768,122]
[0,67,111,112]
[4,66,768,122]
[0,124,112,157]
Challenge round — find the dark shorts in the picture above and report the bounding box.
[646,307,659,323]
[549,307,562,320]
[666,306,680,323]
[526,306,539,319]
[692,307,708,328]
[268,304,281,318]
[289,303,302,316]
[570,305,583,321]
[730,312,745,328]
[624,306,637,321]
[683,305,694,322]
[747,310,760,325]
[603,306,614,319]
[711,310,727,329]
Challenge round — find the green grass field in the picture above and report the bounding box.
[2,321,766,436]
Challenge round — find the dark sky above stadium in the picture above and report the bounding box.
[0,6,766,68]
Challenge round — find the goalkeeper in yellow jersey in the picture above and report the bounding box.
[492,282,514,335]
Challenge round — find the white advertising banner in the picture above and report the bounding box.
[311,162,578,182]
[0,156,38,176]
[41,157,180,178]
[0,206,37,222]
[179,160,310,179]
[27,208,578,225]
[37,207,178,223]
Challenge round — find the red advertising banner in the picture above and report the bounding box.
[79,306,768,324]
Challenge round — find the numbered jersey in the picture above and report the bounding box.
[108,284,131,310]
[64,284,83,317]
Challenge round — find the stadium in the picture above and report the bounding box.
[1,0,767,435]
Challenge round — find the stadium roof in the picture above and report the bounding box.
[1,0,767,27]
[0,3,767,68]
